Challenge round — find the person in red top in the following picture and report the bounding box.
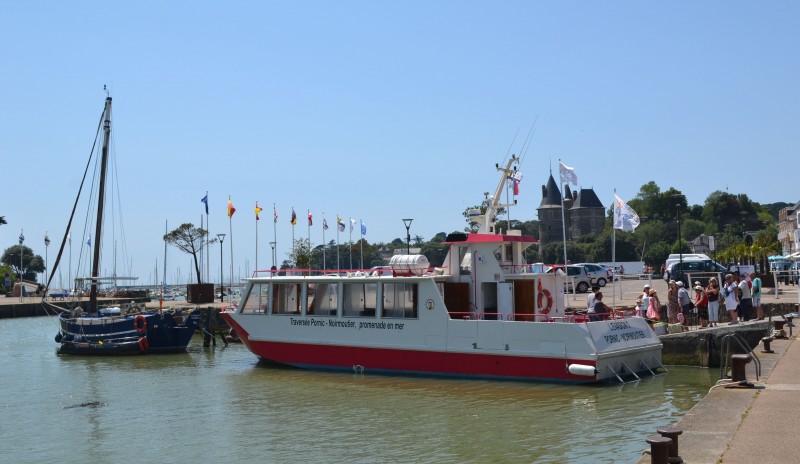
[694,285,709,328]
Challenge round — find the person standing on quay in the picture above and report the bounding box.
[706,276,721,327]
[667,280,680,324]
[737,273,753,322]
[695,285,709,328]
[677,281,692,327]
[723,274,739,325]
[750,272,763,320]
[635,284,651,318]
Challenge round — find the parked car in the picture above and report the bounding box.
[574,263,612,287]
[547,265,591,293]
[664,259,727,287]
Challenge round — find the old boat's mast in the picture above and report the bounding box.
[89,96,112,312]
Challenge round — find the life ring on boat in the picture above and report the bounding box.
[134,314,147,334]
[537,280,553,315]
[537,289,553,315]
[138,336,149,353]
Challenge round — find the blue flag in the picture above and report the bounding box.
[201,193,209,214]
[361,221,367,235]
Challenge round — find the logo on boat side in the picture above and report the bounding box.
[426,299,434,310]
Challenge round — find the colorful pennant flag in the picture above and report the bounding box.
[308,212,313,227]
[361,221,367,235]
[255,202,263,220]
[290,208,297,225]
[337,215,345,232]
[227,198,236,217]
[273,205,278,223]
[323,218,329,230]
[201,193,209,214]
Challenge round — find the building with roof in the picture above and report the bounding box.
[537,173,605,248]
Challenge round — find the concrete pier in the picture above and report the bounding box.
[637,324,800,463]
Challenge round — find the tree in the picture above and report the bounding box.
[288,238,312,269]
[163,223,214,284]
[1,245,46,281]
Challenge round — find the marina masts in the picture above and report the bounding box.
[88,96,112,312]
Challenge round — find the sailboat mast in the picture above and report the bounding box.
[89,96,112,312]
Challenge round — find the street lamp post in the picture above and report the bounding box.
[402,218,413,255]
[217,233,226,302]
[19,229,24,301]
[44,232,50,286]
[269,241,276,270]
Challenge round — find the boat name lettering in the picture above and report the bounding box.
[288,318,405,331]
[290,318,327,327]
[357,321,405,331]
[603,330,648,344]
[607,321,632,331]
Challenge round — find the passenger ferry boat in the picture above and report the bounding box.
[222,157,663,383]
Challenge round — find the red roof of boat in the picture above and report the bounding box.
[444,233,538,244]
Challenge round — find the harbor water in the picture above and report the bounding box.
[1,316,715,463]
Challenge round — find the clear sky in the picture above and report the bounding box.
[1,1,798,286]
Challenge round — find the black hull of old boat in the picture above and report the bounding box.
[56,311,201,355]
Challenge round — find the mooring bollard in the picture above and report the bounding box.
[645,435,673,464]
[730,354,752,382]
[656,426,684,463]
[762,336,775,353]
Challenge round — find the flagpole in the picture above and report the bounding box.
[273,203,278,269]
[205,191,209,285]
[336,215,341,272]
[360,220,364,269]
[291,207,296,269]
[255,202,259,275]
[322,212,327,271]
[612,189,617,310]
[349,218,353,270]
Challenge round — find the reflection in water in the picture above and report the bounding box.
[0,317,714,464]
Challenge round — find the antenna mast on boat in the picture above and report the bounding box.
[88,95,112,312]
[474,155,519,235]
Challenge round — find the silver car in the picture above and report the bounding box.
[575,263,611,287]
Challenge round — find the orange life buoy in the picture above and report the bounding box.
[537,280,553,315]
[134,314,147,334]
[138,336,149,353]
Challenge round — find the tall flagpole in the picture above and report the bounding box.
[322,213,327,271]
[359,220,364,269]
[255,202,260,275]
[291,207,296,268]
[349,218,353,270]
[612,189,617,309]
[336,215,341,271]
[560,179,568,267]
[273,203,278,269]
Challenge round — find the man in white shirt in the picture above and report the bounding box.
[737,273,753,322]
[723,274,739,324]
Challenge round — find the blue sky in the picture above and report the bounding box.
[1,1,797,286]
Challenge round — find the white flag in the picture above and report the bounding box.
[350,218,356,231]
[559,161,578,186]
[613,193,640,232]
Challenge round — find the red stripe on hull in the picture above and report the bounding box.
[242,339,597,382]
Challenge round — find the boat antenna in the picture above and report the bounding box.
[518,116,538,165]
[502,127,520,165]
[104,84,109,97]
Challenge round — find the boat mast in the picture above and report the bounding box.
[476,155,519,234]
[89,96,112,312]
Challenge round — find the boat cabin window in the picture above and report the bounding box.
[308,282,338,316]
[382,283,417,319]
[342,283,378,317]
[240,283,269,314]
[273,283,301,315]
